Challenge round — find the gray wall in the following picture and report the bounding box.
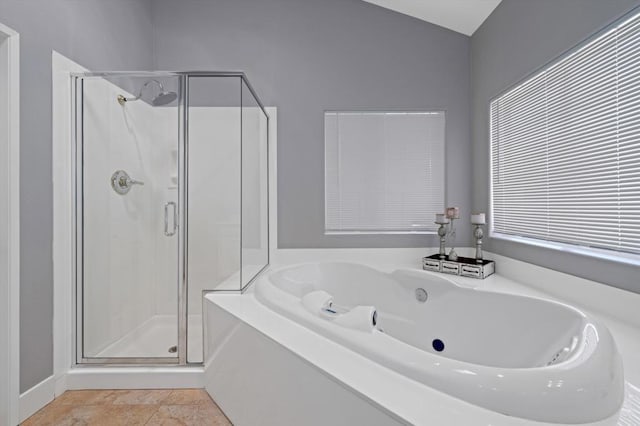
[19,0,636,397]
[471,0,640,293]
[4,0,471,396]
[0,0,155,392]
[152,0,472,248]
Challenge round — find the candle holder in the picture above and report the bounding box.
[436,222,448,259]
[444,208,460,262]
[474,224,484,263]
[447,218,458,261]
[425,211,494,279]
[470,213,486,263]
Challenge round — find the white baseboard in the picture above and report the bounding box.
[19,367,203,422]
[54,372,67,397]
[19,375,55,423]
[65,367,204,390]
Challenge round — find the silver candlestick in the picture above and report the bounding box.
[447,217,458,261]
[474,224,484,263]
[444,207,460,261]
[436,222,448,259]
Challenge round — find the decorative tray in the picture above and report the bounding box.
[422,254,495,279]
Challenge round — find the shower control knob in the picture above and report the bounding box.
[110,170,144,195]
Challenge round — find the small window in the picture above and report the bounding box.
[324,111,445,234]
[490,10,640,256]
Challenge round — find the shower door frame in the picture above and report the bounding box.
[71,71,270,366]
[73,72,188,365]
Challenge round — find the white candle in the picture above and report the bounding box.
[471,213,486,225]
[446,207,460,219]
[435,213,449,224]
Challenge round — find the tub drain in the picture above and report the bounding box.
[415,288,428,303]
[168,345,177,354]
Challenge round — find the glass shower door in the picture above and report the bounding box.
[76,74,181,362]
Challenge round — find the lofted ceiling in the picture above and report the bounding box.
[362,0,502,36]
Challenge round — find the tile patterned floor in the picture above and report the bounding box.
[21,389,232,425]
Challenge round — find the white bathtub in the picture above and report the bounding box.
[254,262,624,424]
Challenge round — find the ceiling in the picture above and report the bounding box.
[362,0,502,36]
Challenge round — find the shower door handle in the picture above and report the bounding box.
[164,201,177,236]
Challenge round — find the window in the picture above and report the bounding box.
[325,111,445,234]
[490,11,640,256]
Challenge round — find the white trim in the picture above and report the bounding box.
[52,51,87,397]
[18,376,55,424]
[65,367,204,390]
[0,21,19,426]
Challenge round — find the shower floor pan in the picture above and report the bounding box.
[94,314,203,362]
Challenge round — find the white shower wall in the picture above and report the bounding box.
[188,106,268,297]
[187,107,241,298]
[187,105,268,362]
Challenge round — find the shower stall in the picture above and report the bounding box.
[72,72,269,365]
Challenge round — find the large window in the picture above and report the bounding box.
[325,111,445,234]
[490,11,640,257]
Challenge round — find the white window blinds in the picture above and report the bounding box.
[325,111,445,234]
[491,11,640,255]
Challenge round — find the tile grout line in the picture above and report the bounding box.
[142,389,175,425]
[142,405,162,426]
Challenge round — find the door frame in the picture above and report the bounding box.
[71,72,185,365]
[52,51,87,394]
[53,64,188,367]
[0,21,20,426]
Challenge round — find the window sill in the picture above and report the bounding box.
[325,230,436,236]
[490,232,640,267]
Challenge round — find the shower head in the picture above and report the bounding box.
[152,90,178,106]
[117,79,177,106]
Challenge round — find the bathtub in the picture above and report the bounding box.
[254,262,624,424]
